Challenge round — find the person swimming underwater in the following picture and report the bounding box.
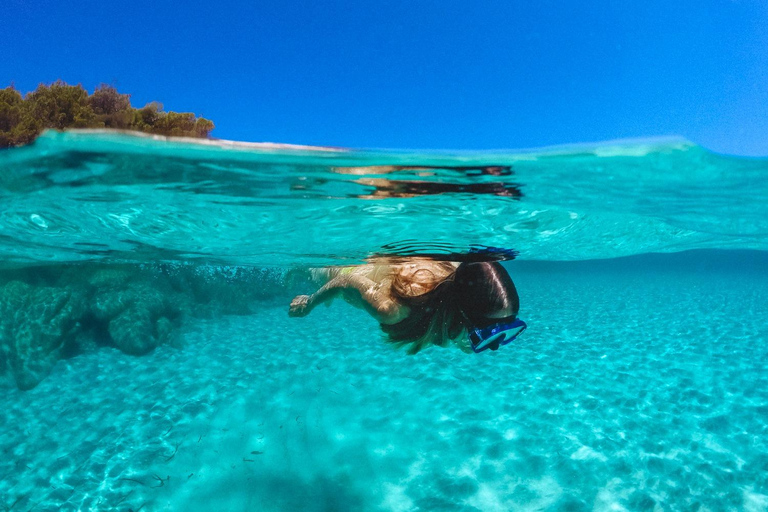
[289,259,525,354]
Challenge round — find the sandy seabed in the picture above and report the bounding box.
[1,255,767,512]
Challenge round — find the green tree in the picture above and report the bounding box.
[89,84,133,129]
[153,111,197,137]
[194,117,215,138]
[0,87,24,147]
[132,104,215,138]
[133,102,163,131]
[23,80,96,130]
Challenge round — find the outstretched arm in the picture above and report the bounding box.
[289,273,406,323]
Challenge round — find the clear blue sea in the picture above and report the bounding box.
[0,131,767,511]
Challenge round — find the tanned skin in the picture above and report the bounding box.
[288,259,458,323]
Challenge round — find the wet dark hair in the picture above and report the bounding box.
[454,262,519,327]
[381,261,519,354]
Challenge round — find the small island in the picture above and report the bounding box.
[0,81,214,148]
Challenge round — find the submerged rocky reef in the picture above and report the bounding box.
[0,263,284,390]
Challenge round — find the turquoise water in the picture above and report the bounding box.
[1,131,767,511]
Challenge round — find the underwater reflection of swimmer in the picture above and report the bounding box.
[288,259,525,354]
[353,177,522,199]
[290,164,521,198]
[331,165,513,177]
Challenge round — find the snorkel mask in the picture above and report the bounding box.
[461,312,527,353]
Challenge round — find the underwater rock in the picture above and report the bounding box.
[92,281,166,321]
[0,262,284,389]
[94,280,185,356]
[108,305,159,355]
[87,267,134,288]
[0,281,87,390]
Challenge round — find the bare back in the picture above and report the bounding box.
[304,259,459,323]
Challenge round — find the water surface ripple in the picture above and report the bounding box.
[1,131,766,266]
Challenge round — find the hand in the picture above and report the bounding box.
[289,295,312,317]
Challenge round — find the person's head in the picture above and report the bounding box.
[453,262,519,327]
[383,260,519,354]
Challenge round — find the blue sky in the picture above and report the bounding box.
[3,0,767,155]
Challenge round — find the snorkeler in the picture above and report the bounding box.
[289,260,525,354]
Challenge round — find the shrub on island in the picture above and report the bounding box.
[0,81,215,148]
